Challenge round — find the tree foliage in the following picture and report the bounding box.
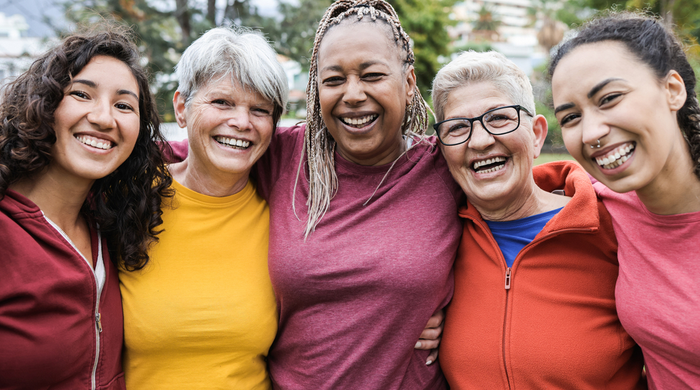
[56,0,456,119]
[389,0,456,98]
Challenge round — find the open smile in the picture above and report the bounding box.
[75,135,114,150]
[339,114,378,129]
[472,156,508,174]
[215,135,251,150]
[594,142,635,170]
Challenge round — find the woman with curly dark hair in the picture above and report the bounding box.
[0,26,171,389]
[550,12,700,389]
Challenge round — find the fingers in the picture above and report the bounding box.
[424,309,445,329]
[415,336,441,350]
[418,323,443,342]
[426,348,439,366]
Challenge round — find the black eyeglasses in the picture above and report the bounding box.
[434,105,534,146]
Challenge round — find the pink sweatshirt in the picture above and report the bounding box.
[594,182,700,390]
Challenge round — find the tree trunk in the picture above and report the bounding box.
[175,0,192,46]
[207,0,216,26]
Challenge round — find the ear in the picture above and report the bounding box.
[404,65,417,106]
[666,70,687,112]
[531,114,549,159]
[173,91,187,128]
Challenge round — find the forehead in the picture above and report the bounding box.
[444,82,513,117]
[197,74,272,105]
[552,41,652,100]
[318,20,404,65]
[73,55,139,93]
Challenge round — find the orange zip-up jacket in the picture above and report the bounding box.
[440,161,646,390]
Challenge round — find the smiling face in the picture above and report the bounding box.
[439,82,547,212]
[552,41,688,194]
[316,21,415,166]
[50,55,140,186]
[174,75,274,187]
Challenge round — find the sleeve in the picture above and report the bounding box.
[253,124,305,201]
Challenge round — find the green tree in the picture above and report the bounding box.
[265,0,332,70]
[389,0,457,98]
[56,0,274,121]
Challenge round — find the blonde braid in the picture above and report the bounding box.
[294,0,431,238]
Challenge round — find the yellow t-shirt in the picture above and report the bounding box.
[119,179,276,390]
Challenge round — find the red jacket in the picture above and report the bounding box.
[0,190,125,390]
[440,161,645,390]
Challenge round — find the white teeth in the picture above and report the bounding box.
[473,156,507,170]
[595,143,635,170]
[215,136,250,149]
[342,115,378,127]
[75,135,112,150]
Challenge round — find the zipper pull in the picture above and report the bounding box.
[505,268,511,290]
[96,313,103,333]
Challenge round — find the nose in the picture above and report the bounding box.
[226,107,253,131]
[87,100,116,130]
[342,76,367,105]
[467,120,495,151]
[580,111,610,147]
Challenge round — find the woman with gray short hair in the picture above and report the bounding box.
[433,51,645,389]
[118,26,288,389]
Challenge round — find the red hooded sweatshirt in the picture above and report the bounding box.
[440,161,646,390]
[0,190,125,390]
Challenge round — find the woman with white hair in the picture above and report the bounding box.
[432,51,645,389]
[118,27,288,389]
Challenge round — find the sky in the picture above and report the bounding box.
[1,0,282,37]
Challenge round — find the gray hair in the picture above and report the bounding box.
[175,26,289,124]
[431,51,535,122]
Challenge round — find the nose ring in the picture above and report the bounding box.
[590,139,601,149]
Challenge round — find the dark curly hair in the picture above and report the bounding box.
[548,12,700,179]
[0,24,173,270]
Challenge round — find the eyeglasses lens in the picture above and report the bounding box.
[437,106,520,145]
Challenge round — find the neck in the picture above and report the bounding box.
[339,135,407,166]
[10,167,92,230]
[636,152,700,215]
[170,157,249,197]
[475,180,569,222]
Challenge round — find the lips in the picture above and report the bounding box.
[594,142,635,170]
[215,135,251,149]
[472,156,508,174]
[339,114,378,128]
[75,135,113,150]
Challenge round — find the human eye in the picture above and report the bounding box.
[441,120,471,137]
[252,107,272,117]
[599,93,622,106]
[69,90,90,99]
[322,76,345,86]
[362,72,385,81]
[558,112,581,127]
[115,102,136,112]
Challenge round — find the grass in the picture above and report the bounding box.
[534,153,577,166]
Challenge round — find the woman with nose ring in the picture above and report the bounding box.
[433,50,645,389]
[550,12,700,389]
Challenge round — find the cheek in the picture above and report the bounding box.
[561,129,583,156]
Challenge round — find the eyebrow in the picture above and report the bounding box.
[587,78,622,98]
[320,61,385,74]
[553,77,624,114]
[73,79,139,100]
[553,102,575,115]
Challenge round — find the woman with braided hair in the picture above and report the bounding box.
[166,0,459,387]
[255,0,460,387]
[550,12,700,388]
